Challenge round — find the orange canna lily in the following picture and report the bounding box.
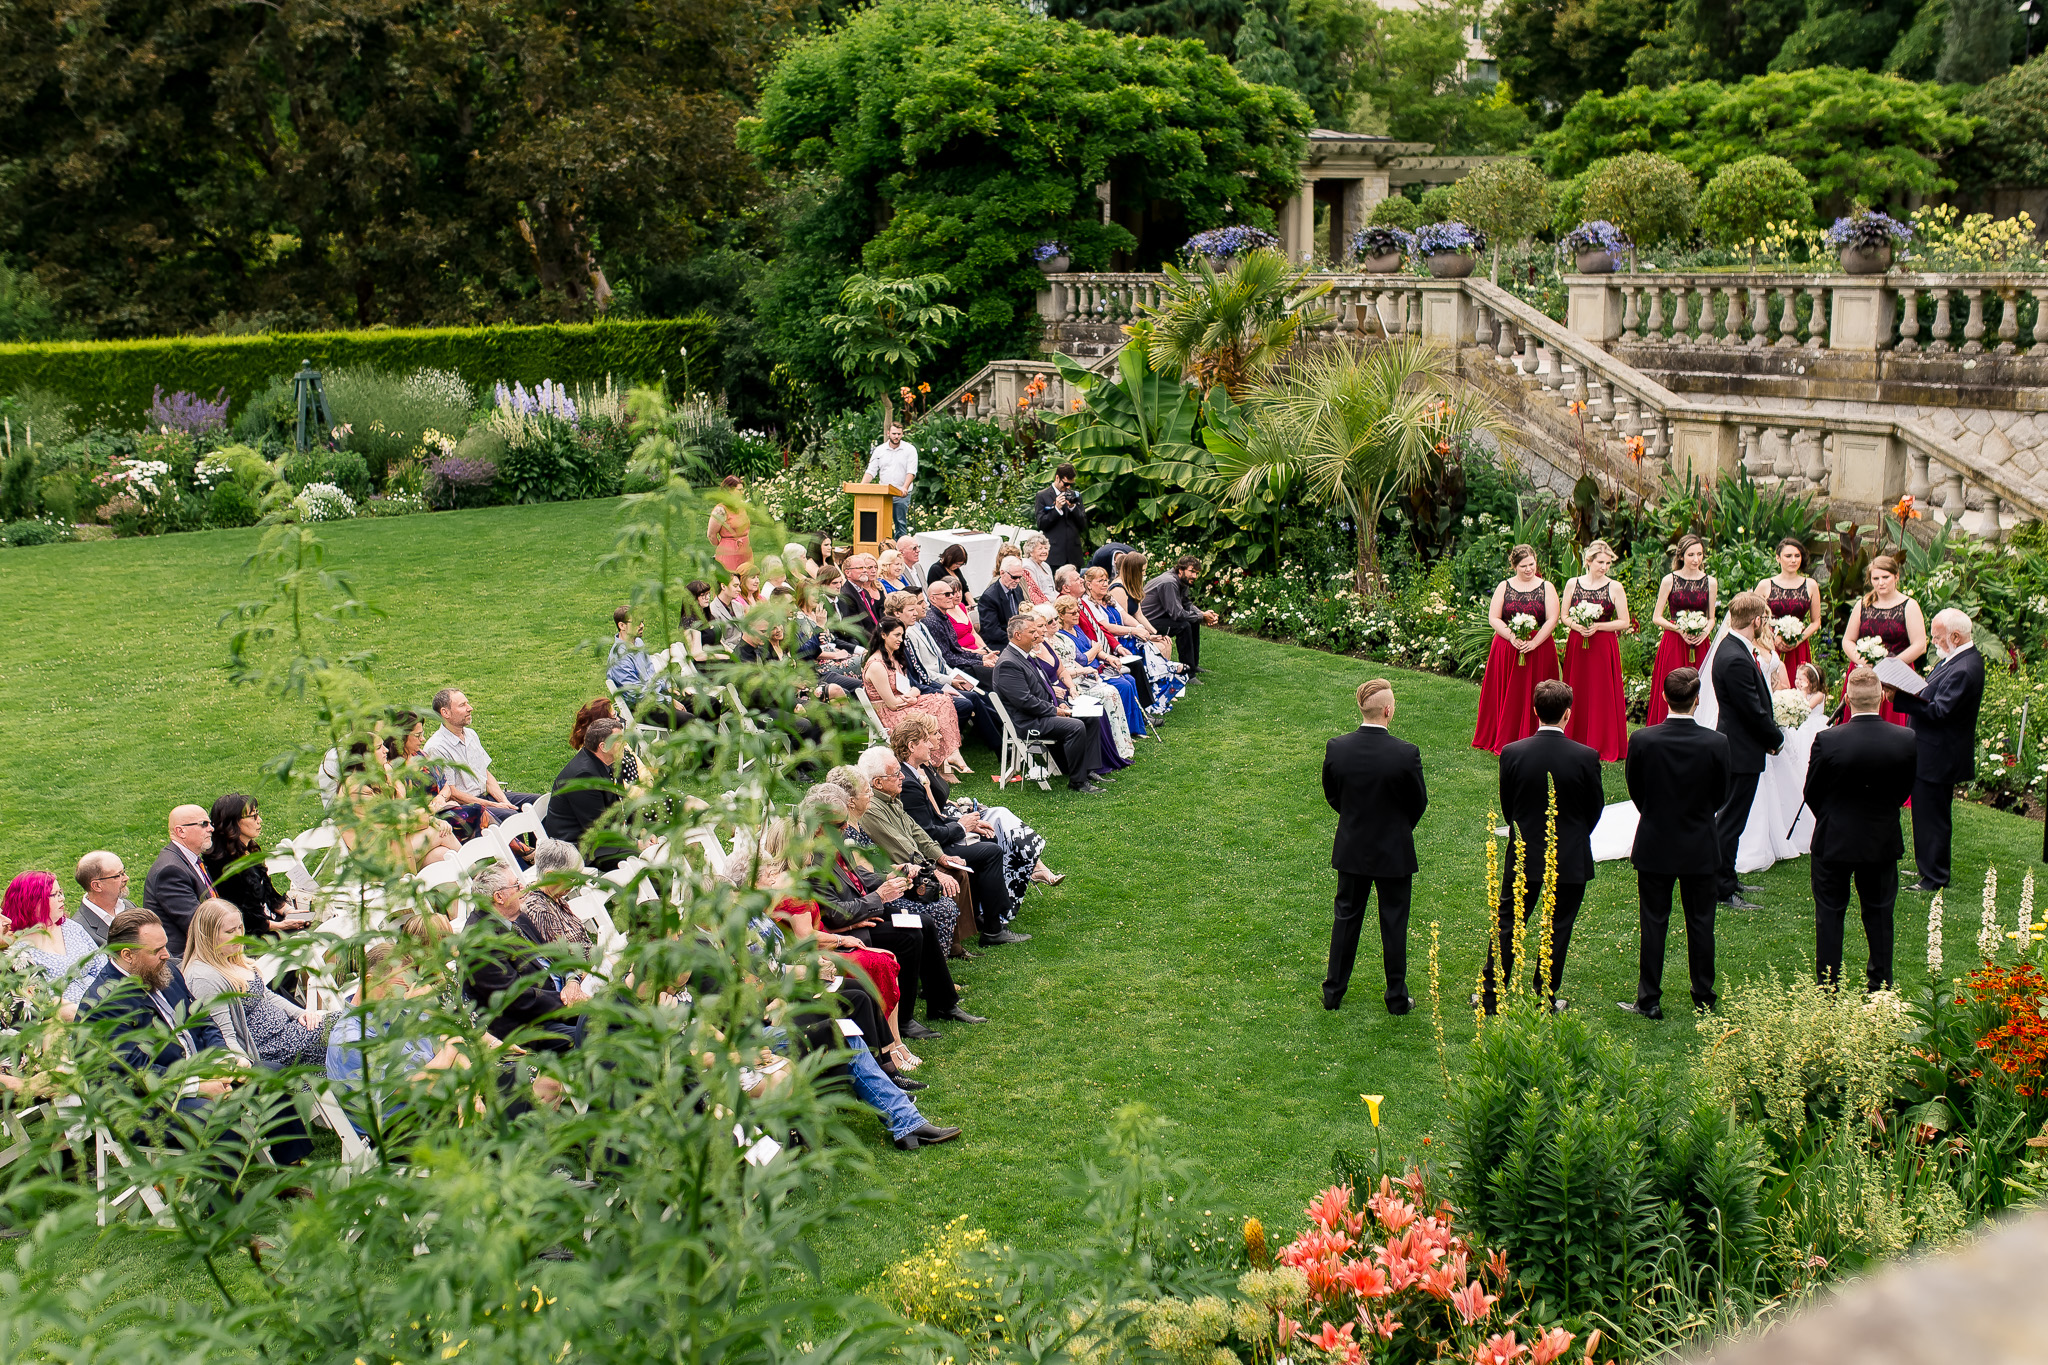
[963,392,976,403]
[1893,493,1922,520]
[918,382,930,393]
[1071,397,1084,409]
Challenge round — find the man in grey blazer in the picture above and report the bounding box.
[71,850,137,947]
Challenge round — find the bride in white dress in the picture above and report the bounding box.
[1590,626,1832,872]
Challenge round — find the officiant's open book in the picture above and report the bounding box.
[1875,656,1926,696]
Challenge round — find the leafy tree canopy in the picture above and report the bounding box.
[1539,67,1977,208]
[1491,0,1674,120]
[0,0,801,338]
[1046,0,1351,123]
[1952,51,2048,189]
[1347,1,1538,151]
[742,0,1310,416]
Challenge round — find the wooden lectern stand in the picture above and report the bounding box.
[842,482,901,556]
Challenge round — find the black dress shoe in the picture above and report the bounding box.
[1067,780,1106,794]
[893,1122,963,1151]
[1385,996,1414,1016]
[901,1019,943,1041]
[1720,894,1763,910]
[932,1007,986,1024]
[1618,1002,1664,1021]
[890,1074,927,1093]
[1904,879,1943,892]
[980,929,1031,946]
[947,946,980,960]
[1737,881,1764,893]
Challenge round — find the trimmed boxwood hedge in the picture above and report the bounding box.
[0,315,718,429]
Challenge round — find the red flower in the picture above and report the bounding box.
[1472,1331,1529,1365]
[1339,1260,1390,1298]
[1306,1185,1353,1231]
[1530,1327,1577,1365]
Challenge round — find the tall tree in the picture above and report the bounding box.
[1349,0,1537,151]
[1492,0,1670,120]
[1044,0,1349,123]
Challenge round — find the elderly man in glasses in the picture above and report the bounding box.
[72,851,137,948]
[977,557,1030,651]
[142,804,216,958]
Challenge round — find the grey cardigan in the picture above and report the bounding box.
[181,959,260,1062]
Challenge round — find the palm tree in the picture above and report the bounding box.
[1143,248,1329,399]
[1209,337,1500,596]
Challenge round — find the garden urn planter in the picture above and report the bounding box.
[1037,255,1071,274]
[1839,243,1893,275]
[1362,252,1405,274]
[1427,252,1476,279]
[1574,249,1619,274]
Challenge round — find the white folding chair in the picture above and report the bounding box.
[683,825,731,880]
[307,1082,376,1177]
[289,824,343,882]
[567,891,628,984]
[989,693,1061,791]
[414,860,463,890]
[851,687,893,747]
[494,803,546,852]
[447,836,509,874]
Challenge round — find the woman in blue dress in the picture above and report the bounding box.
[1052,595,1147,742]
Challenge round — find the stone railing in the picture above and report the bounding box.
[1564,271,2048,356]
[930,359,1076,423]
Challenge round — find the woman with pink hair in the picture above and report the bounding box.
[4,870,104,1015]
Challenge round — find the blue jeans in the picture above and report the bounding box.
[846,1038,924,1139]
[891,495,913,537]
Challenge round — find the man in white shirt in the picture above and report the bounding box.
[421,688,539,832]
[72,850,136,948]
[863,423,918,536]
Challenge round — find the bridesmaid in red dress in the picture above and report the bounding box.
[1559,538,1631,761]
[1644,534,1718,726]
[1839,553,1926,726]
[1473,543,1561,753]
[1755,537,1822,677]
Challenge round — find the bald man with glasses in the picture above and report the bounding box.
[142,804,215,958]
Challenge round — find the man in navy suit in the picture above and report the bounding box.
[1322,678,1429,1014]
[1893,608,1986,892]
[1483,679,1605,1014]
[1805,666,1919,990]
[1622,667,1732,1019]
[78,908,230,1084]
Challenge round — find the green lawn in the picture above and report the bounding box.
[3,498,2042,1301]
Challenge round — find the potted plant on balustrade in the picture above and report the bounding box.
[1562,219,1631,274]
[1349,225,1414,274]
[1032,240,1071,274]
[1414,221,1487,278]
[1826,208,1911,275]
[1183,225,1281,270]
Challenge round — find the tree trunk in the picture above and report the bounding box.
[1355,512,1379,598]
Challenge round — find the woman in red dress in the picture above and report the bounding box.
[1559,538,1631,761]
[1473,543,1560,753]
[1839,553,1926,726]
[1645,534,1717,726]
[1755,537,1822,677]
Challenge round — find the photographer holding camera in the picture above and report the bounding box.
[1033,462,1090,571]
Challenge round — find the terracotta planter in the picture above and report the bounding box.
[1574,249,1619,274]
[1036,255,1071,274]
[1361,251,1405,274]
[1427,252,1476,279]
[1839,243,1893,275]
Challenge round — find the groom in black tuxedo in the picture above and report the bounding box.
[1893,608,1986,892]
[1482,679,1605,1014]
[1322,678,1428,1014]
[1623,667,1731,1019]
[1805,666,1918,990]
[1711,592,1782,909]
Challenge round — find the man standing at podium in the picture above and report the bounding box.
[864,422,919,536]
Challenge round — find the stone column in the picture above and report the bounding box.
[1419,282,1476,345]
[1828,284,1896,351]
[1669,418,1740,484]
[1565,277,1623,346]
[1830,430,1903,512]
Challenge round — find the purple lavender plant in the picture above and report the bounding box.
[429,455,499,487]
[149,385,230,434]
[495,379,577,424]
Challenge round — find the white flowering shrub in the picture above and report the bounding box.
[293,481,357,521]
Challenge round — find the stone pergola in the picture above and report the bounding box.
[1277,130,1500,265]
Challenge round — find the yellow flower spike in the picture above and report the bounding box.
[1362,1094,1384,1127]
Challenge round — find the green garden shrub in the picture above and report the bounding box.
[0,448,36,520]
[1368,196,1424,231]
[1418,185,1457,223]
[0,317,715,432]
[1697,156,1815,256]
[1580,152,1698,248]
[324,366,475,486]
[0,517,70,547]
[281,447,374,504]
[208,480,261,527]
[35,469,79,522]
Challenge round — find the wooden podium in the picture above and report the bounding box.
[842,482,901,556]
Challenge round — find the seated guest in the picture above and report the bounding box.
[182,897,330,1070]
[516,838,596,954]
[1090,540,1137,573]
[794,584,864,699]
[890,715,1055,917]
[1083,565,1181,713]
[978,557,1030,649]
[1142,554,1219,676]
[202,793,297,941]
[72,850,137,948]
[856,745,1018,951]
[1051,594,1145,751]
[78,908,232,1093]
[422,688,540,831]
[706,575,749,651]
[838,554,887,637]
[463,863,588,1051]
[924,579,999,683]
[894,536,928,589]
[393,709,477,833]
[573,697,643,785]
[758,554,791,599]
[876,548,915,595]
[143,804,216,959]
[542,718,631,871]
[1028,607,1133,771]
[680,579,726,661]
[337,740,462,870]
[606,606,685,729]
[327,942,468,1126]
[1017,533,1058,604]
[829,764,965,951]
[931,543,972,599]
[784,541,818,583]
[995,613,1107,793]
[6,870,105,1016]
[730,609,827,762]
[862,619,971,775]
[889,589,1001,752]
[798,784,981,1041]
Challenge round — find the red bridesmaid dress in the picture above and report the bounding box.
[1560,579,1628,761]
[1764,578,1816,677]
[1840,599,1916,727]
[1473,580,1560,753]
[1645,574,1713,726]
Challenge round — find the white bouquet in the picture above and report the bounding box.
[1854,635,1890,667]
[1673,610,1710,640]
[1567,599,1605,647]
[1507,612,1538,667]
[1771,687,1812,728]
[1771,614,1806,646]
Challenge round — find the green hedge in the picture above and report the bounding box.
[0,315,719,429]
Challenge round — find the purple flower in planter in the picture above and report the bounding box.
[1182,225,1281,260]
[149,385,230,434]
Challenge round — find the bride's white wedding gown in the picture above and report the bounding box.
[1589,625,1825,873]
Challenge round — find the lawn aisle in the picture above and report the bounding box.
[1,500,2038,1298]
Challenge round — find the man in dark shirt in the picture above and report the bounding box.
[542,718,630,870]
[1141,555,1218,676]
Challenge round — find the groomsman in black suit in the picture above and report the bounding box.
[1805,666,1919,990]
[1893,608,1986,892]
[1482,679,1605,1014]
[1711,592,1782,909]
[1322,678,1428,1015]
[1622,667,1731,1019]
